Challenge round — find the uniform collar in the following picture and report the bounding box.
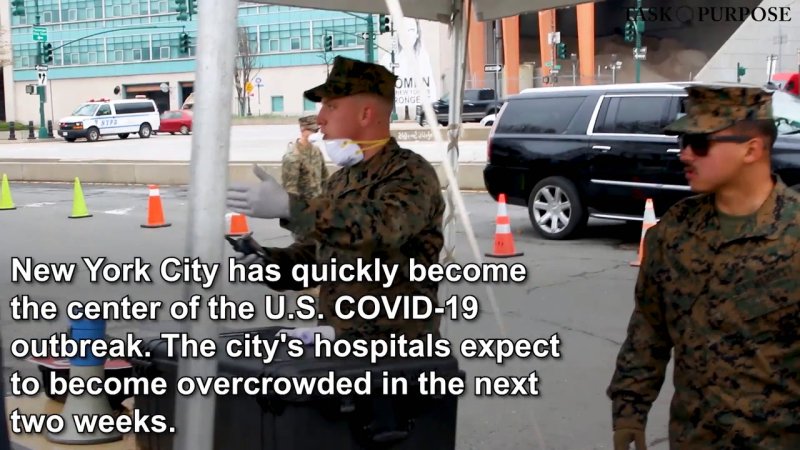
[687,176,791,244]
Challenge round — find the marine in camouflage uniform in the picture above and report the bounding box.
[281,115,329,201]
[251,56,445,340]
[607,85,800,449]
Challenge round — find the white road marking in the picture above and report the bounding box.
[23,202,56,207]
[104,207,135,215]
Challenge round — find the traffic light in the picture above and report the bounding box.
[624,20,635,42]
[737,62,746,82]
[379,14,391,34]
[42,43,53,63]
[324,34,332,52]
[556,42,566,60]
[179,32,190,54]
[11,0,25,17]
[175,0,188,21]
[187,0,197,18]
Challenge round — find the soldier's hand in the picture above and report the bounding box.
[233,251,263,266]
[613,428,646,450]
[226,165,290,219]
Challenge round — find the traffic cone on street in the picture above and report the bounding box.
[141,184,171,228]
[631,198,658,267]
[486,193,523,258]
[227,212,250,236]
[0,173,15,210]
[68,177,92,219]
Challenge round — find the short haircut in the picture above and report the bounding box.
[732,119,778,149]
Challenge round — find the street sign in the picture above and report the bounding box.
[37,70,47,86]
[547,31,561,45]
[35,64,48,72]
[484,64,503,73]
[544,61,553,68]
[633,46,647,60]
[245,81,253,93]
[33,26,47,42]
[254,77,262,84]
[553,64,561,70]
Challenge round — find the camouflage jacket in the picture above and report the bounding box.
[262,138,445,340]
[280,140,329,200]
[607,178,800,448]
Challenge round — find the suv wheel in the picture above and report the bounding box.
[528,176,586,240]
[138,123,152,138]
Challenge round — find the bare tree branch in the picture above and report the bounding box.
[234,27,257,116]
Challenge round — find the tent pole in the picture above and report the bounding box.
[439,0,469,338]
[173,1,239,450]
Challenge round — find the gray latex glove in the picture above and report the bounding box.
[233,251,262,266]
[226,164,290,219]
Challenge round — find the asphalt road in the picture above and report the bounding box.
[0,183,675,450]
[0,124,488,163]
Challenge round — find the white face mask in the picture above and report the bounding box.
[311,135,390,167]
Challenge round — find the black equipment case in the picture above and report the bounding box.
[131,327,464,450]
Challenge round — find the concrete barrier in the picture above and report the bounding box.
[390,125,490,142]
[0,161,488,190]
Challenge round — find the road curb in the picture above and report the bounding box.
[0,161,488,190]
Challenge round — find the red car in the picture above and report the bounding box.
[158,110,193,135]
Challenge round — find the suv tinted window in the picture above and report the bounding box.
[594,96,671,134]
[495,97,585,134]
[114,102,156,114]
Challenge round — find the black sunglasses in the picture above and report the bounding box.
[678,133,754,157]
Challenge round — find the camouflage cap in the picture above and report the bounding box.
[663,85,773,135]
[298,115,318,131]
[304,56,397,103]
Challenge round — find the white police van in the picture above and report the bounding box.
[57,96,161,142]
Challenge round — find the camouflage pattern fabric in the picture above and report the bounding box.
[298,114,319,131]
[607,178,800,448]
[261,138,445,340]
[664,85,773,135]
[281,140,328,201]
[304,56,398,103]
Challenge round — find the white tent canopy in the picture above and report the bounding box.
[175,2,590,449]
[244,0,592,22]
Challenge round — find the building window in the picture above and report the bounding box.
[268,39,279,53]
[271,96,284,113]
[290,37,301,50]
[111,5,122,16]
[70,53,80,65]
[132,48,142,60]
[113,50,123,62]
[131,2,140,15]
[85,8,95,19]
[303,98,316,112]
[88,52,98,64]
[68,8,78,21]
[42,11,53,22]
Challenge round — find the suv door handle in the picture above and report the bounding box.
[592,145,611,152]
[666,148,681,153]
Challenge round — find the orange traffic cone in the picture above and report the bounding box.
[141,184,171,228]
[486,193,523,258]
[630,198,657,267]
[227,212,250,236]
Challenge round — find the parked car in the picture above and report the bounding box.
[483,81,800,239]
[417,88,503,125]
[57,97,160,142]
[158,110,193,135]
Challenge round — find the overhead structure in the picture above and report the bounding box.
[175,2,593,450]
[244,0,593,22]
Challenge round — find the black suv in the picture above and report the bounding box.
[484,82,800,239]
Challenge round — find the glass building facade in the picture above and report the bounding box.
[10,1,373,96]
